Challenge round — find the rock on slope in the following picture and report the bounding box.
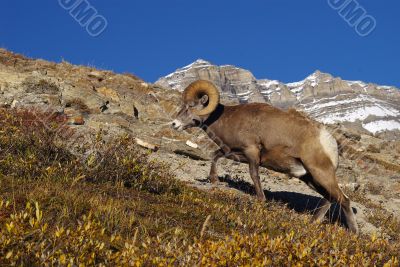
[156,60,400,139]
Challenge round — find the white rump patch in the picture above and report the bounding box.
[319,127,339,168]
[290,164,307,178]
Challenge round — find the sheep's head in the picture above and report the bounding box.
[171,80,220,131]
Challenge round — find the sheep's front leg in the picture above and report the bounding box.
[245,147,266,201]
[209,150,224,183]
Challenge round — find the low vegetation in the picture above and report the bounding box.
[0,108,399,266]
[344,188,400,243]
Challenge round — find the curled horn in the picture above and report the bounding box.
[183,80,220,116]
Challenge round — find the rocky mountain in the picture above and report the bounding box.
[156,60,400,139]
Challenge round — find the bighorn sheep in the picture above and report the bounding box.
[171,80,358,233]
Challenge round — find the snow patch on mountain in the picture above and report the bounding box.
[362,120,400,134]
[302,94,400,133]
[303,94,394,113]
[317,106,399,124]
[287,72,320,88]
[258,80,280,88]
[235,90,253,102]
[161,59,213,90]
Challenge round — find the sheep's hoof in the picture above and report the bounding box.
[256,194,267,202]
[209,176,220,184]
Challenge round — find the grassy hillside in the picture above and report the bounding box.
[0,108,399,266]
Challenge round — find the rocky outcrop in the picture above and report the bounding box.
[0,48,186,154]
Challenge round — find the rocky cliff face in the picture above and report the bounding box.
[156,60,400,139]
[156,59,264,104]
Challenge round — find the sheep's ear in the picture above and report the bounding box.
[200,95,209,105]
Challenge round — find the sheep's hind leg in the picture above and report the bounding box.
[302,168,358,233]
[312,198,331,222]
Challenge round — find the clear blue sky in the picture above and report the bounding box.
[1,1,399,86]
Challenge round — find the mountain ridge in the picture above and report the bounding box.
[158,59,399,92]
[155,60,400,139]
